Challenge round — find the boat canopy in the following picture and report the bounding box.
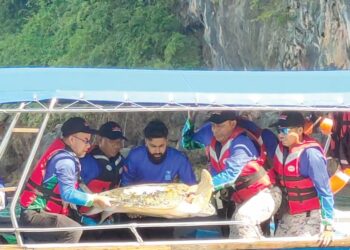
[0,68,349,111]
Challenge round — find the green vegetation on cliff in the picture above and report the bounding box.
[0,0,202,68]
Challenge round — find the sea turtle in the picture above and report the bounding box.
[85,169,215,221]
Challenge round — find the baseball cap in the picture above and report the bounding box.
[269,111,305,128]
[61,117,97,137]
[98,121,127,140]
[207,111,238,124]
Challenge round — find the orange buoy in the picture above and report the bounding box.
[329,168,350,194]
[319,118,333,135]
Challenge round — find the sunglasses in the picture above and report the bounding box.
[72,135,92,145]
[277,127,291,135]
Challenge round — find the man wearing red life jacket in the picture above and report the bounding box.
[270,111,334,247]
[19,117,113,243]
[182,111,281,239]
[78,121,134,241]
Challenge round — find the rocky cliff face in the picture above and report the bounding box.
[180,0,350,69]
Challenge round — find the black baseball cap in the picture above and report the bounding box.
[207,111,238,124]
[61,117,97,137]
[269,111,305,128]
[98,121,127,140]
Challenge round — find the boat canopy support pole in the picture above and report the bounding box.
[9,98,56,246]
[0,103,25,160]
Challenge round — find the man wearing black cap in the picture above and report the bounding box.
[19,117,113,243]
[270,111,334,247]
[181,110,281,239]
[79,121,127,226]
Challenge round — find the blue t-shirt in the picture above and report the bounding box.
[121,145,196,186]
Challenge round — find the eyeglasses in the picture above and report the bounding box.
[277,127,291,135]
[72,135,92,145]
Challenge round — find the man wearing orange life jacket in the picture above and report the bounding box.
[182,111,281,239]
[19,117,113,243]
[270,111,334,247]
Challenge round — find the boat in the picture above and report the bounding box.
[0,67,350,249]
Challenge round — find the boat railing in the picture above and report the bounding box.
[0,218,262,246]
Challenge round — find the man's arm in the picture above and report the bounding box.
[54,158,94,206]
[301,148,334,225]
[178,154,197,185]
[181,119,212,150]
[120,152,138,187]
[79,155,101,185]
[212,136,258,191]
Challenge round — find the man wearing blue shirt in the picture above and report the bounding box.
[270,111,334,247]
[122,119,196,186]
[121,119,196,240]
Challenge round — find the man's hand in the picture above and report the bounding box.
[92,195,114,209]
[185,184,198,203]
[318,225,333,247]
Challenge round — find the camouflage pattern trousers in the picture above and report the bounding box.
[275,209,321,237]
[229,186,282,239]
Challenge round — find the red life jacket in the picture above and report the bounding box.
[20,138,79,215]
[208,126,271,204]
[86,147,121,192]
[273,135,323,214]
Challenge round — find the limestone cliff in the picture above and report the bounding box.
[180,0,350,69]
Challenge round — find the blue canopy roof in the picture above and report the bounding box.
[0,67,349,110]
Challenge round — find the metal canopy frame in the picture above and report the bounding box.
[1,98,350,114]
[1,68,350,248]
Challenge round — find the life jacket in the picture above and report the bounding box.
[273,135,322,215]
[83,147,121,192]
[19,138,80,215]
[208,126,271,204]
[78,147,122,215]
[330,112,350,168]
[324,112,350,194]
